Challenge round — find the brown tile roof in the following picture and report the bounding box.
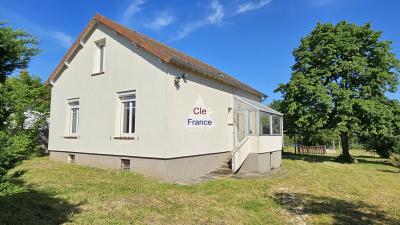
[47,14,266,98]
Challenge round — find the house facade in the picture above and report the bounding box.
[47,14,283,181]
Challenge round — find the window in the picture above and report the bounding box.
[121,159,130,170]
[95,39,105,73]
[68,100,79,135]
[236,112,246,142]
[272,115,282,135]
[227,107,233,125]
[98,44,105,72]
[119,92,136,135]
[260,112,271,135]
[248,110,257,135]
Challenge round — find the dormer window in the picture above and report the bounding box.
[94,39,105,75]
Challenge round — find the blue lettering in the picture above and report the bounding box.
[187,118,213,126]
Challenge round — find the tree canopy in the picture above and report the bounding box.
[275,21,400,161]
[0,21,39,83]
[2,71,50,133]
[0,23,46,191]
[363,99,400,157]
[0,71,50,189]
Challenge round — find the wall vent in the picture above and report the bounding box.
[121,159,131,170]
[67,154,75,163]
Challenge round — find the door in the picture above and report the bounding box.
[235,111,246,143]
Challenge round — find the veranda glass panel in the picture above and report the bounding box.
[248,110,257,135]
[260,112,271,135]
[236,112,246,142]
[272,115,281,135]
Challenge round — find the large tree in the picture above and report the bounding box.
[0,71,50,189]
[275,21,399,162]
[0,23,42,190]
[0,21,39,128]
[0,21,39,83]
[3,71,50,132]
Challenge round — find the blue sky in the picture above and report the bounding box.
[1,0,399,103]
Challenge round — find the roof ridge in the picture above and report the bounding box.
[47,13,267,98]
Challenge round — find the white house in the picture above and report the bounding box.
[47,14,283,181]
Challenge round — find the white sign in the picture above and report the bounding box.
[186,96,214,128]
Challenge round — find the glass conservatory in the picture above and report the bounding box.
[234,96,283,143]
[231,96,283,172]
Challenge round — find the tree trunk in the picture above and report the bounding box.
[339,132,352,162]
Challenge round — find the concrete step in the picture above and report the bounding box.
[219,164,230,169]
[208,169,232,176]
[207,157,233,176]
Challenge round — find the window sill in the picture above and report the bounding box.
[259,134,282,136]
[114,136,135,140]
[64,136,78,139]
[91,71,105,76]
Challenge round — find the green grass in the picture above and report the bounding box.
[1,149,400,225]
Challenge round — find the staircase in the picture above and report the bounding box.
[175,157,233,185]
[208,158,232,177]
[232,136,253,173]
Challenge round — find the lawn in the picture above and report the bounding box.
[1,150,400,225]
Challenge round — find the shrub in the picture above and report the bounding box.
[390,155,400,172]
[366,136,400,158]
[0,131,36,191]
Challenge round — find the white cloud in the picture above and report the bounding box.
[52,32,73,48]
[0,6,72,49]
[235,0,272,15]
[172,0,225,41]
[145,10,175,30]
[122,0,146,25]
[207,0,224,24]
[172,0,273,41]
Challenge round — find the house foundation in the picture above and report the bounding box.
[49,150,231,181]
[239,150,282,173]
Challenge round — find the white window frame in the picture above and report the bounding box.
[68,100,80,136]
[95,39,106,73]
[119,92,136,136]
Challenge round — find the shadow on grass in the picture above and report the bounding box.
[283,152,336,163]
[0,171,83,225]
[352,155,379,159]
[376,169,400,174]
[10,169,27,178]
[274,192,399,225]
[356,158,394,167]
[283,152,396,168]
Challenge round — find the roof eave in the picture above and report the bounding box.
[169,57,267,98]
[46,13,268,99]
